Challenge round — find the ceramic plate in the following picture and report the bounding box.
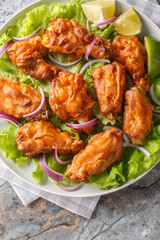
[0,0,160,197]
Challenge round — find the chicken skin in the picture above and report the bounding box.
[0,77,47,120]
[7,36,61,81]
[49,71,95,134]
[16,121,86,158]
[123,87,153,145]
[91,61,126,120]
[65,128,123,182]
[42,17,112,61]
[112,35,150,93]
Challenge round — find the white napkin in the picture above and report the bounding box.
[0,0,159,219]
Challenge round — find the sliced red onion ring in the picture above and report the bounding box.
[39,154,63,182]
[0,113,21,127]
[52,147,72,165]
[152,109,160,114]
[86,19,90,31]
[0,40,14,58]
[149,84,160,106]
[23,86,45,118]
[80,59,110,75]
[92,16,117,27]
[58,182,84,191]
[66,118,99,129]
[123,143,150,157]
[12,27,41,41]
[103,126,130,146]
[85,37,98,61]
[48,53,82,67]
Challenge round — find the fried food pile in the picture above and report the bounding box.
[1,17,154,183]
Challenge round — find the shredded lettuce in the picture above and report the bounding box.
[0,0,160,190]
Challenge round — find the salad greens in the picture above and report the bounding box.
[0,0,160,190]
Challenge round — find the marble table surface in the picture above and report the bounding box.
[0,0,160,239]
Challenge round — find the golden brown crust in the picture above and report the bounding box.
[91,61,126,120]
[16,121,86,158]
[123,87,153,145]
[65,128,123,182]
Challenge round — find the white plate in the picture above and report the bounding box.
[0,0,160,197]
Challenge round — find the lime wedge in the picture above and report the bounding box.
[114,7,142,36]
[144,36,160,80]
[82,0,115,24]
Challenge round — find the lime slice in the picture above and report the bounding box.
[114,7,142,36]
[144,36,160,80]
[82,0,115,24]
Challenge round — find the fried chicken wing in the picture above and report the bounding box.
[16,121,86,158]
[123,87,153,145]
[49,71,95,134]
[65,128,123,182]
[7,36,61,81]
[42,17,112,61]
[0,77,47,120]
[91,61,126,120]
[112,35,150,93]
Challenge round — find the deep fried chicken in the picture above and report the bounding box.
[49,71,95,134]
[112,35,150,93]
[42,17,112,61]
[16,121,86,158]
[91,61,126,120]
[65,128,123,182]
[7,36,60,81]
[123,87,153,145]
[0,77,47,120]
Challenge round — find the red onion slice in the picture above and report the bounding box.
[23,86,45,118]
[12,27,41,41]
[52,147,72,165]
[92,16,117,27]
[66,118,99,129]
[0,113,21,127]
[39,154,63,182]
[149,84,160,106]
[103,126,130,146]
[0,40,14,58]
[123,143,150,157]
[48,53,82,67]
[58,183,84,191]
[85,37,98,61]
[80,59,110,75]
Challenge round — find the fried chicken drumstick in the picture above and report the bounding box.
[7,36,61,81]
[16,121,86,158]
[65,128,123,182]
[123,87,153,145]
[42,17,112,61]
[112,35,150,93]
[91,61,126,120]
[0,77,47,120]
[49,71,95,134]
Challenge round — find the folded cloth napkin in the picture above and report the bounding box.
[0,0,159,219]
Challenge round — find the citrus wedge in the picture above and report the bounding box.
[114,7,142,36]
[82,0,115,24]
[144,36,160,80]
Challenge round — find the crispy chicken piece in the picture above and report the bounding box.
[0,77,47,120]
[49,71,95,134]
[7,36,61,81]
[42,17,112,61]
[16,121,86,158]
[91,61,126,120]
[112,35,150,93]
[65,128,123,182]
[123,87,153,145]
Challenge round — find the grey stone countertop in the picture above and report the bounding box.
[0,0,160,239]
